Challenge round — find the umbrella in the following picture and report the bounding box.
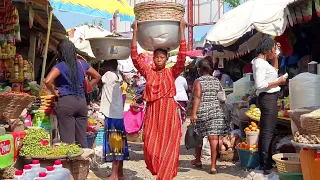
[49,0,134,21]
[205,0,294,47]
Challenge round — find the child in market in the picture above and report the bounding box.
[100,60,129,180]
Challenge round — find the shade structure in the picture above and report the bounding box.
[205,0,295,47]
[49,0,135,22]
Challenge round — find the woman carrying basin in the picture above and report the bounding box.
[131,19,186,180]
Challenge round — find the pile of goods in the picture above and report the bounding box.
[245,104,261,121]
[277,96,290,119]
[219,134,241,161]
[39,95,55,111]
[293,131,320,144]
[237,142,258,151]
[20,128,81,158]
[244,121,260,133]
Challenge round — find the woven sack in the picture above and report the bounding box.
[288,108,314,135]
[134,1,185,21]
[300,108,320,136]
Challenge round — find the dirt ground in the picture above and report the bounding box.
[87,119,249,180]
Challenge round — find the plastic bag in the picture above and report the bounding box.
[185,124,202,150]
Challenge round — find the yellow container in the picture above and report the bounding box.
[300,148,320,180]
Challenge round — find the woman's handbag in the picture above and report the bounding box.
[185,124,202,150]
[79,60,94,94]
[217,82,226,102]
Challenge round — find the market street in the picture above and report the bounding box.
[88,119,248,180]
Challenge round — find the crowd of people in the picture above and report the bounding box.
[43,17,285,180]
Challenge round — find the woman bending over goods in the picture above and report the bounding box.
[131,19,187,180]
[252,36,286,174]
[44,40,101,148]
[190,57,228,174]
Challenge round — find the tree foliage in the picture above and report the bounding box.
[224,0,241,8]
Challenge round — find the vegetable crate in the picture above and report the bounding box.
[95,129,104,146]
[278,173,303,180]
[236,147,260,169]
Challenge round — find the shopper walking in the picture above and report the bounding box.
[45,40,101,148]
[190,57,228,174]
[174,75,189,123]
[252,36,286,173]
[100,60,129,180]
[130,19,187,180]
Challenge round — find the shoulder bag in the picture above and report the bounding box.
[78,60,94,94]
[217,81,226,102]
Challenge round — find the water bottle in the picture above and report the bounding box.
[46,166,62,180]
[23,165,33,175]
[53,160,71,180]
[13,170,23,180]
[36,172,47,179]
[30,160,46,175]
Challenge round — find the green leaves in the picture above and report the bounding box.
[224,0,241,8]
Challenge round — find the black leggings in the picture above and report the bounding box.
[55,96,88,148]
[257,92,279,169]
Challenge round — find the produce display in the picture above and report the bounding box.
[293,132,320,144]
[219,134,241,152]
[277,97,290,119]
[19,128,81,158]
[244,122,260,133]
[39,95,55,111]
[237,142,258,151]
[245,104,261,121]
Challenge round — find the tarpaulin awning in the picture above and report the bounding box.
[205,0,295,47]
[49,0,135,21]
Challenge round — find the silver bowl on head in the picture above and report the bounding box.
[137,19,181,52]
[87,37,132,61]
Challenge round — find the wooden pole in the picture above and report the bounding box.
[40,9,53,87]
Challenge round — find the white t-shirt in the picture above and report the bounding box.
[252,58,281,96]
[100,71,123,119]
[174,76,188,102]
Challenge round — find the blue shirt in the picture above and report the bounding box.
[55,60,90,98]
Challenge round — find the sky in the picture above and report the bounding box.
[53,3,232,40]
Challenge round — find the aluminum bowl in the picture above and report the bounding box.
[137,20,181,51]
[87,37,132,60]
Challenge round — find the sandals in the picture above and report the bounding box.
[210,169,218,174]
[191,159,202,168]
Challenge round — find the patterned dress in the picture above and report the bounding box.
[195,76,228,137]
[131,40,186,180]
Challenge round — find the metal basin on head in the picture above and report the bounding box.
[87,37,132,61]
[137,20,181,52]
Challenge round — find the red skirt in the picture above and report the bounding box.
[143,97,181,180]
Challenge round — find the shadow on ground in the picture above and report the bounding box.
[91,167,144,180]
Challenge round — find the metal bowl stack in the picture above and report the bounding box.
[134,1,185,51]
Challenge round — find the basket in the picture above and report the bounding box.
[236,147,260,169]
[63,160,90,180]
[220,150,239,162]
[134,1,185,21]
[278,173,303,180]
[300,112,320,136]
[272,153,302,173]
[288,109,313,135]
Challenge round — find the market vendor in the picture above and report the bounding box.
[44,40,101,148]
[252,36,287,173]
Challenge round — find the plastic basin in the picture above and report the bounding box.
[236,146,260,169]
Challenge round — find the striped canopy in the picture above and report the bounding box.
[49,0,135,22]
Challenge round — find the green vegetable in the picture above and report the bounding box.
[20,128,81,157]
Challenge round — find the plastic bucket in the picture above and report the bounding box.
[236,146,260,169]
[246,131,259,146]
[87,134,93,148]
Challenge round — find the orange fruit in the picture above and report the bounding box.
[245,127,250,131]
[249,125,253,129]
[251,127,257,131]
[251,122,257,127]
[256,129,260,133]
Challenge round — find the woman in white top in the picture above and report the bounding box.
[252,36,286,173]
[174,75,189,122]
[100,60,129,180]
